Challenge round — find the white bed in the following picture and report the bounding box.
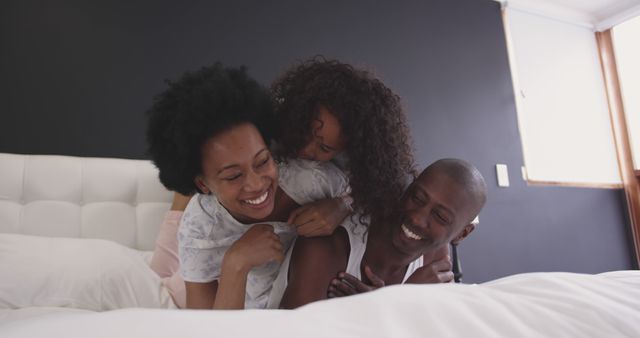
[1,153,639,337]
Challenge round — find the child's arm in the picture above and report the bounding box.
[279,160,352,237]
[287,196,351,237]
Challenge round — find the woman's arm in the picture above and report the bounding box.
[185,281,218,309]
[184,261,247,310]
[183,224,285,310]
[212,260,249,309]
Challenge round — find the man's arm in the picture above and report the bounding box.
[328,266,385,297]
[330,246,454,297]
[279,227,350,309]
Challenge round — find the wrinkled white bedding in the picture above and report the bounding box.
[3,152,638,337]
[1,268,639,337]
[0,234,175,311]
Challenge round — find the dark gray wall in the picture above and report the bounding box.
[1,0,635,282]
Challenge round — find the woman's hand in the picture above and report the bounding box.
[223,224,284,274]
[213,224,283,310]
[287,197,350,237]
[327,265,385,298]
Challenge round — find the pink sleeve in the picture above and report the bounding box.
[163,272,186,309]
[150,211,183,278]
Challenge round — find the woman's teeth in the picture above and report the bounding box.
[401,224,422,240]
[244,191,268,205]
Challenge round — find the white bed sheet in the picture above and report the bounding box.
[1,271,638,338]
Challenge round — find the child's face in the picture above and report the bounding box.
[391,169,475,256]
[298,105,345,162]
[195,123,278,223]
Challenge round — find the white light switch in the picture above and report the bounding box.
[496,164,510,187]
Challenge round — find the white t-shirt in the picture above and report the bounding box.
[267,217,423,309]
[178,159,349,309]
[342,219,423,281]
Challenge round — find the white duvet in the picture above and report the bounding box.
[1,234,639,337]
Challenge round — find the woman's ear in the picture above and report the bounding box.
[451,223,476,246]
[194,176,212,195]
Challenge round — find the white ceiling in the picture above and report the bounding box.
[496,0,640,30]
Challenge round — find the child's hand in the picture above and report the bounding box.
[223,224,284,273]
[287,197,350,237]
[327,265,385,298]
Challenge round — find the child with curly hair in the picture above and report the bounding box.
[270,57,416,235]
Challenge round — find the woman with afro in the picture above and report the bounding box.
[146,63,350,309]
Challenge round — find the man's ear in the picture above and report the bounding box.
[451,223,476,246]
[194,176,211,195]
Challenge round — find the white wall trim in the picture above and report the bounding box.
[497,0,596,30]
[495,0,640,32]
[596,4,640,31]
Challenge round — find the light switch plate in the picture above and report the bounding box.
[496,164,510,187]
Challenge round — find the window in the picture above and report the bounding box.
[503,8,621,187]
[612,16,640,170]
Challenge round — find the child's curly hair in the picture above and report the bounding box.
[271,57,415,222]
[146,63,274,195]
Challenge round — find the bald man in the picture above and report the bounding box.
[273,158,487,308]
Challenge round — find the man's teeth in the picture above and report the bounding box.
[401,224,422,240]
[245,191,268,205]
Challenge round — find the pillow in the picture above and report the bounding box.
[0,234,176,311]
[0,307,92,326]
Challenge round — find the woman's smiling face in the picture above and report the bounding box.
[195,123,278,223]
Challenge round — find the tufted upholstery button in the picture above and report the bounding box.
[0,153,173,250]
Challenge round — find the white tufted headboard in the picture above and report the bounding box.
[0,153,172,250]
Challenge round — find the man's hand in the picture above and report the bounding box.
[288,197,350,237]
[327,265,385,298]
[405,254,453,284]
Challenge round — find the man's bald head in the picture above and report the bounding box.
[418,158,487,224]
